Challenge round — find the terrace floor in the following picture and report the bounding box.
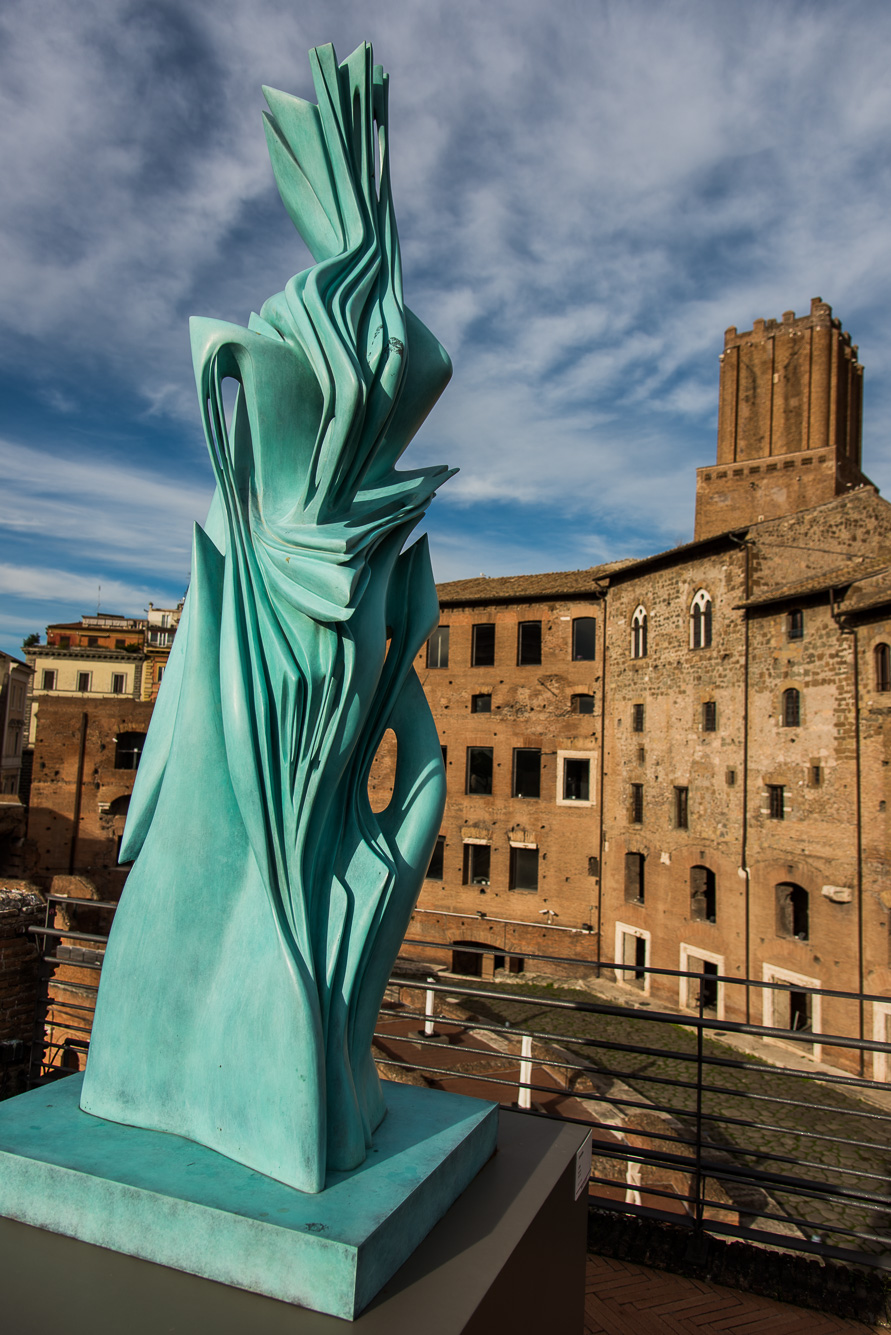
[584,1252,883,1333]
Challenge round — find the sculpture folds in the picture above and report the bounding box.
[80,42,454,1193]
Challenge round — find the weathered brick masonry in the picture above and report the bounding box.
[0,886,43,1096]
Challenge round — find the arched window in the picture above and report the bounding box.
[782,687,801,727]
[690,590,712,649]
[776,883,809,940]
[690,866,716,922]
[876,643,891,693]
[631,606,648,659]
[114,732,146,770]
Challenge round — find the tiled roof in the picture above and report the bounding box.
[436,560,635,605]
[739,560,889,608]
[838,566,891,614]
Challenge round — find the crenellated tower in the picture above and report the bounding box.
[694,297,871,540]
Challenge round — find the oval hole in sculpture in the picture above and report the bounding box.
[368,727,397,813]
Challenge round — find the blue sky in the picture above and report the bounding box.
[4,0,891,655]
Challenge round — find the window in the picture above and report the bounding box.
[571,694,595,714]
[512,748,541,799]
[726,768,736,787]
[463,842,491,886]
[632,703,645,733]
[157,666,165,684]
[776,883,809,940]
[768,784,785,819]
[690,866,716,922]
[630,783,643,824]
[624,852,645,903]
[509,845,538,891]
[782,688,800,727]
[876,643,891,693]
[441,745,448,768]
[471,623,495,667]
[681,946,724,1017]
[41,670,56,691]
[674,786,689,830]
[87,637,99,648]
[115,731,146,770]
[111,674,126,695]
[631,606,648,659]
[702,701,716,732]
[788,609,804,640]
[466,747,493,795]
[426,836,445,880]
[77,672,91,693]
[809,764,821,787]
[426,626,449,668]
[588,856,600,877]
[471,694,491,713]
[115,639,126,650]
[572,617,596,661]
[563,758,590,801]
[59,636,70,649]
[517,621,542,665]
[690,590,712,649]
[616,925,649,990]
[637,746,645,764]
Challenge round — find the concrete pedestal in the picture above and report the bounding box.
[0,1104,589,1333]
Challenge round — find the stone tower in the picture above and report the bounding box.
[694,297,871,540]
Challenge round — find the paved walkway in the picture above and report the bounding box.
[584,1253,882,1333]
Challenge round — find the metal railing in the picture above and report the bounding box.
[377,939,891,1271]
[22,917,891,1270]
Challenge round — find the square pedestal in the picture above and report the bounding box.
[0,1073,497,1320]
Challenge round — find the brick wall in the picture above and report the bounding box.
[0,886,43,1097]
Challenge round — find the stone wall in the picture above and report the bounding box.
[0,885,43,1097]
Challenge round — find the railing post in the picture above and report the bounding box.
[518,1033,533,1110]
[423,988,436,1037]
[687,974,708,1261]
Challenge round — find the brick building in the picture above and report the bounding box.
[391,299,891,1068]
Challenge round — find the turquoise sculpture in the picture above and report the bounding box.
[80,41,455,1195]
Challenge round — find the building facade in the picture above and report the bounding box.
[397,299,891,1070]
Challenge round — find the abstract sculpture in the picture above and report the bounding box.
[80,41,455,1194]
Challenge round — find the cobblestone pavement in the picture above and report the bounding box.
[380,977,891,1256]
[584,1252,883,1333]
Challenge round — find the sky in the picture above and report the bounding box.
[4,0,891,656]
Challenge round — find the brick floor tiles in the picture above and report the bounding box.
[584,1254,881,1333]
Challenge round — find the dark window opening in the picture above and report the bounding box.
[624,852,644,903]
[690,865,716,922]
[637,746,645,764]
[517,621,542,665]
[451,941,486,977]
[632,703,645,733]
[426,835,445,880]
[588,856,600,877]
[472,694,491,713]
[563,758,590,801]
[690,960,719,1013]
[471,623,495,667]
[572,617,597,661]
[77,672,91,693]
[788,609,804,640]
[509,846,538,892]
[632,610,648,659]
[112,673,126,695]
[41,670,56,691]
[59,637,70,649]
[776,882,809,940]
[115,639,126,650]
[691,596,712,649]
[463,842,491,886]
[621,932,647,988]
[726,768,736,787]
[788,989,812,1033]
[87,637,99,648]
[810,764,822,787]
[466,747,493,795]
[674,786,689,830]
[876,643,891,693]
[782,687,800,727]
[572,694,595,714]
[426,625,450,668]
[768,784,785,819]
[512,748,541,799]
[441,746,448,768]
[115,731,146,771]
[702,701,716,732]
[630,783,643,824]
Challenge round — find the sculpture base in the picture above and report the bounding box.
[0,1074,497,1321]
